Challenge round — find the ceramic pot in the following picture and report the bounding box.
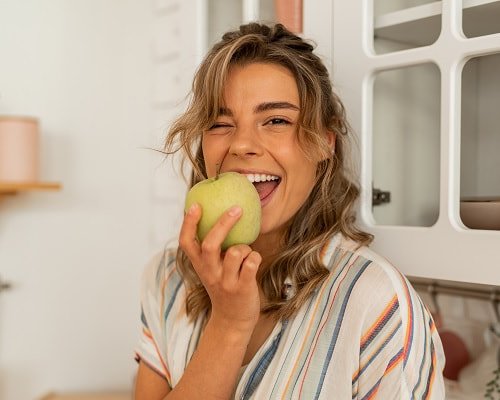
[0,116,39,182]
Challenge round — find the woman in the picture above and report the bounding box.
[134,23,445,399]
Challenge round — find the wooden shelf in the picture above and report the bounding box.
[0,181,62,196]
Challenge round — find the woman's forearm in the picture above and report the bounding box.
[164,317,251,400]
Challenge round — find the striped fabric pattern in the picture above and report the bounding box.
[135,234,445,399]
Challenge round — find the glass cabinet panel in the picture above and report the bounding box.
[460,53,500,230]
[373,0,441,54]
[372,63,441,226]
[463,0,500,38]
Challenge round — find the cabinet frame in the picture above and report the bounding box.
[330,0,500,284]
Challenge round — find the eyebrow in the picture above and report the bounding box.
[218,101,300,116]
[255,101,300,113]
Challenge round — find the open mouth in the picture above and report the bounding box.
[245,173,281,202]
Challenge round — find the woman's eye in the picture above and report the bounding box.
[205,123,233,136]
[208,123,229,130]
[266,118,290,126]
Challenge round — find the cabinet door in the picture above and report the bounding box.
[322,1,500,284]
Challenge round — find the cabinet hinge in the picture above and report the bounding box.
[372,188,391,206]
[0,275,12,293]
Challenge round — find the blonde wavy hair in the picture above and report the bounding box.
[164,23,373,321]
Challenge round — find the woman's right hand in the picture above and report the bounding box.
[179,202,262,336]
[135,203,263,400]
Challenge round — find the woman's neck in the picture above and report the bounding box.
[251,233,283,267]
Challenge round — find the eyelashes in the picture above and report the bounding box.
[208,123,230,130]
[208,117,292,131]
[266,118,291,126]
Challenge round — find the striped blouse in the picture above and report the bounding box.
[135,233,445,399]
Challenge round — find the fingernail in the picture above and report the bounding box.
[228,205,242,217]
[187,203,199,215]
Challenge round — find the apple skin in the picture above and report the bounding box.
[185,172,262,250]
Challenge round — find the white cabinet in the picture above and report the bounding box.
[323,0,500,284]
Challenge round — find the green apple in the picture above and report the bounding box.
[185,171,262,250]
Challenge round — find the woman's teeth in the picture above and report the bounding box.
[245,174,280,183]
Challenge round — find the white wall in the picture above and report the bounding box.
[0,1,184,398]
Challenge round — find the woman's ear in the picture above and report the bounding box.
[316,130,336,162]
[326,130,336,154]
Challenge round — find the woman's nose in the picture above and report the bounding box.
[228,125,262,157]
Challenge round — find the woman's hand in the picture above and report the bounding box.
[135,203,263,400]
[179,202,262,335]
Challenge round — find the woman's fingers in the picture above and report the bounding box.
[201,205,242,249]
[222,247,262,288]
[179,202,203,261]
[180,203,245,283]
[239,250,262,285]
[179,203,261,330]
[199,205,243,270]
[221,245,253,289]
[214,247,262,328]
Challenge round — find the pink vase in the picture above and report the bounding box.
[274,0,303,34]
[0,116,39,182]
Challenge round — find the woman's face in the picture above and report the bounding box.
[202,62,329,250]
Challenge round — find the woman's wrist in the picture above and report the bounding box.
[204,314,255,348]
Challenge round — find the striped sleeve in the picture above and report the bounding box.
[353,262,445,399]
[134,248,178,385]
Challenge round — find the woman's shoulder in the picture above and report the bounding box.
[319,233,434,349]
[321,233,418,308]
[141,245,184,298]
[319,235,445,398]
